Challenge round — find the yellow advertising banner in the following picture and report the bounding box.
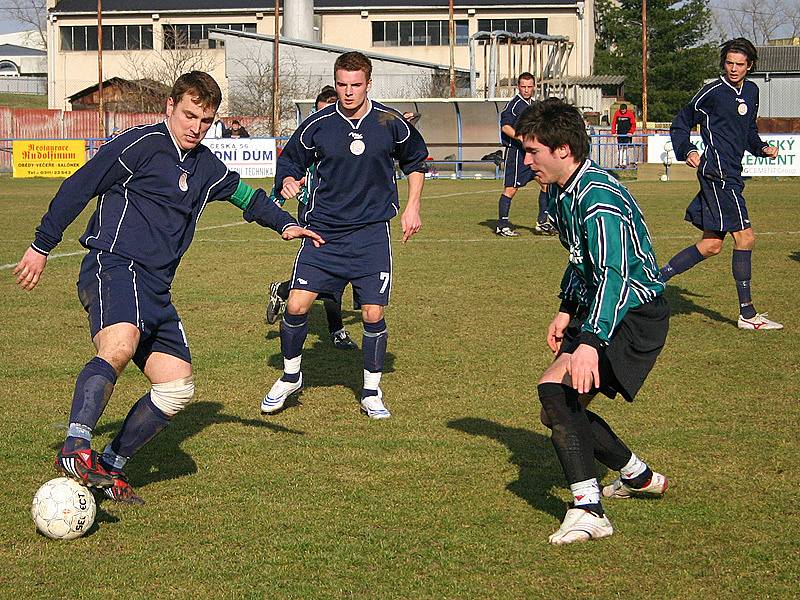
[12,140,86,178]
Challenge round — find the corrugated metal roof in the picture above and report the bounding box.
[554,75,625,86]
[753,46,800,73]
[0,43,46,57]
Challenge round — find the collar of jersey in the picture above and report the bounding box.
[162,119,192,162]
[335,99,372,129]
[560,158,592,196]
[719,75,744,96]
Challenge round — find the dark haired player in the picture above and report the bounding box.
[516,99,670,544]
[611,103,636,168]
[660,38,782,330]
[494,72,554,237]
[261,51,428,419]
[13,71,322,504]
[266,85,358,350]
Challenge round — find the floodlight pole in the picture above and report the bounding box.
[97,0,105,138]
[272,0,280,137]
[448,0,455,97]
[641,0,648,131]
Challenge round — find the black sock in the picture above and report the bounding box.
[732,249,756,318]
[585,410,633,471]
[277,280,291,301]
[537,383,596,485]
[623,467,654,490]
[324,299,344,334]
[498,194,512,226]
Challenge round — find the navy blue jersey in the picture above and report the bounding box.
[670,77,767,185]
[500,94,532,149]
[32,121,298,286]
[275,100,428,237]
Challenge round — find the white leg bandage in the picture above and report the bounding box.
[150,376,195,417]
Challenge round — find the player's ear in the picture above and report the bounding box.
[165,97,174,117]
[367,79,372,93]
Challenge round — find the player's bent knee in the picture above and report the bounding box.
[150,376,195,418]
[540,407,552,429]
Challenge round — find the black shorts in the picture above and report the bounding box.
[559,296,670,401]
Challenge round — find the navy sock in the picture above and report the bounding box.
[64,357,118,452]
[659,245,706,282]
[623,466,654,490]
[732,249,756,318]
[362,319,387,398]
[498,194,512,226]
[537,190,549,223]
[106,392,171,463]
[280,312,308,374]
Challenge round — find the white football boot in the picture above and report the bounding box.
[602,471,669,499]
[737,313,783,331]
[360,388,391,419]
[261,374,303,414]
[548,508,613,545]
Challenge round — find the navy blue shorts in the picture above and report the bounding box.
[503,146,535,189]
[290,221,392,306]
[77,250,191,370]
[685,175,751,233]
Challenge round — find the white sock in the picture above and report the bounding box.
[570,478,600,508]
[363,369,382,391]
[283,355,302,375]
[620,452,647,480]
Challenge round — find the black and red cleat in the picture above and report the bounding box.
[55,447,115,489]
[102,471,145,506]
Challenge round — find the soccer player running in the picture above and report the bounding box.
[261,51,428,419]
[517,99,669,545]
[495,72,554,237]
[266,85,358,351]
[13,72,322,504]
[660,38,782,330]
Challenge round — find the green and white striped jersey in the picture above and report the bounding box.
[549,159,665,345]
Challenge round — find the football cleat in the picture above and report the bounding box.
[534,221,557,236]
[55,447,114,489]
[102,471,145,506]
[265,281,287,325]
[331,329,358,350]
[261,373,303,414]
[495,226,520,237]
[360,388,391,419]
[602,471,669,499]
[548,507,613,545]
[737,313,783,331]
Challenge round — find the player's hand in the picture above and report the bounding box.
[281,176,306,199]
[685,151,700,169]
[13,247,47,291]
[566,344,600,394]
[282,225,324,248]
[763,145,778,159]
[400,208,421,243]
[547,311,571,354]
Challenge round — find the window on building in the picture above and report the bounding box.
[60,24,153,51]
[477,19,548,35]
[372,20,469,47]
[163,23,256,50]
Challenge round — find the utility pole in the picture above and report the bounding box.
[272,0,281,136]
[641,0,648,131]
[97,0,105,138]
[448,0,455,97]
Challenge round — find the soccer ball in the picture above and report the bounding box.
[660,174,669,181]
[31,477,96,540]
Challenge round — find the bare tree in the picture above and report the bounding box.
[0,0,47,48]
[226,49,317,136]
[712,0,799,44]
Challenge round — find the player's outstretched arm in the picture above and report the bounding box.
[400,171,424,243]
[13,247,48,291]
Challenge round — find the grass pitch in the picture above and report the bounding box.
[0,175,798,599]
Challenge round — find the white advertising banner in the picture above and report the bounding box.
[201,138,277,178]
[647,134,800,176]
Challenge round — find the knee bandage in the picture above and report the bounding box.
[150,376,195,417]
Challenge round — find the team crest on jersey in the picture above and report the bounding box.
[178,172,189,191]
[350,139,365,155]
[737,103,748,116]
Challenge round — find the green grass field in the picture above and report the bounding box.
[0,92,48,110]
[0,176,798,598]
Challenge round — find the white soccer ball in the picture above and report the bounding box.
[31,477,96,540]
[659,174,668,182]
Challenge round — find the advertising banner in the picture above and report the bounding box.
[647,134,800,176]
[12,140,86,178]
[201,138,277,178]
